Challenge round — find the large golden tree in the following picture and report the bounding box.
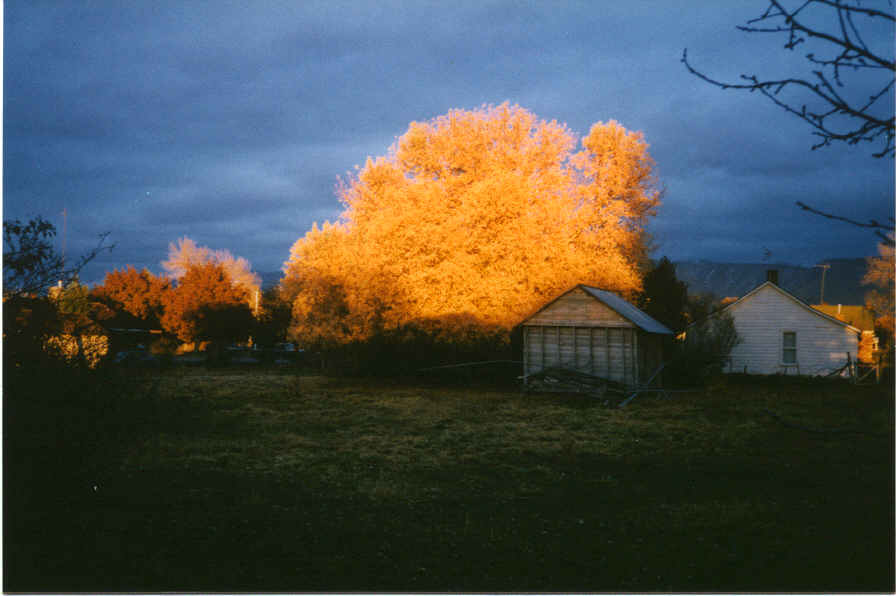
[283,104,661,345]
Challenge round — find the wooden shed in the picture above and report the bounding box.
[521,285,673,388]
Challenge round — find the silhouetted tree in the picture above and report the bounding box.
[192,303,255,345]
[253,287,293,348]
[639,256,688,332]
[3,216,112,298]
[684,292,720,327]
[669,309,741,386]
[3,217,112,368]
[3,294,60,369]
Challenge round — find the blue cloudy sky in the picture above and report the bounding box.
[4,1,894,284]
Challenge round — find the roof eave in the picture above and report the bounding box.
[689,281,861,333]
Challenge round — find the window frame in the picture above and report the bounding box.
[781,330,797,365]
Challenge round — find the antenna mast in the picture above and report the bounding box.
[61,207,67,268]
[814,263,830,304]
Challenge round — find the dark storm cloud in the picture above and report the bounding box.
[4,1,893,285]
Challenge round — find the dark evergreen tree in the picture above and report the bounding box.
[639,256,688,333]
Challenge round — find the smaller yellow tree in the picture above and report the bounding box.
[863,235,895,339]
[47,281,112,368]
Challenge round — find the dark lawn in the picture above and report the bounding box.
[5,367,894,592]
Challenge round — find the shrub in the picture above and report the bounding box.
[44,333,110,368]
[666,310,741,386]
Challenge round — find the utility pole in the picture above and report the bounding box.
[815,263,830,304]
[249,289,260,350]
[58,207,68,289]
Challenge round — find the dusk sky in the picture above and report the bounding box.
[4,1,894,285]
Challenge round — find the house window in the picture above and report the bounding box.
[782,331,797,364]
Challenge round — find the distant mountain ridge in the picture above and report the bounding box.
[260,259,872,305]
[673,258,870,305]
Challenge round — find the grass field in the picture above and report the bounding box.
[5,366,894,592]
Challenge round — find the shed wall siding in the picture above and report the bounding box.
[727,285,859,375]
[526,287,633,327]
[524,324,637,385]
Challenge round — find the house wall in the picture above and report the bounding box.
[727,285,859,375]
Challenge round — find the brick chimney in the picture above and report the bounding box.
[766,269,778,285]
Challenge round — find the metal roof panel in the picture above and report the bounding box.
[580,285,674,334]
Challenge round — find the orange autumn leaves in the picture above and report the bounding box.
[93,239,260,343]
[283,104,661,345]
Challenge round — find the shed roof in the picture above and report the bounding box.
[579,286,674,334]
[521,284,673,334]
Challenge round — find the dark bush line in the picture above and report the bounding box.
[303,325,523,377]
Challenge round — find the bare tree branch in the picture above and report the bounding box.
[795,201,895,246]
[683,0,895,157]
[3,217,115,297]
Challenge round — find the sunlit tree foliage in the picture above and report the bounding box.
[863,234,895,338]
[48,280,114,368]
[162,237,261,302]
[284,104,661,346]
[160,262,253,344]
[91,266,171,328]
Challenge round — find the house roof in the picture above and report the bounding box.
[521,284,673,334]
[810,304,876,331]
[713,281,861,333]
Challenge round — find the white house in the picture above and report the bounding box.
[719,273,860,376]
